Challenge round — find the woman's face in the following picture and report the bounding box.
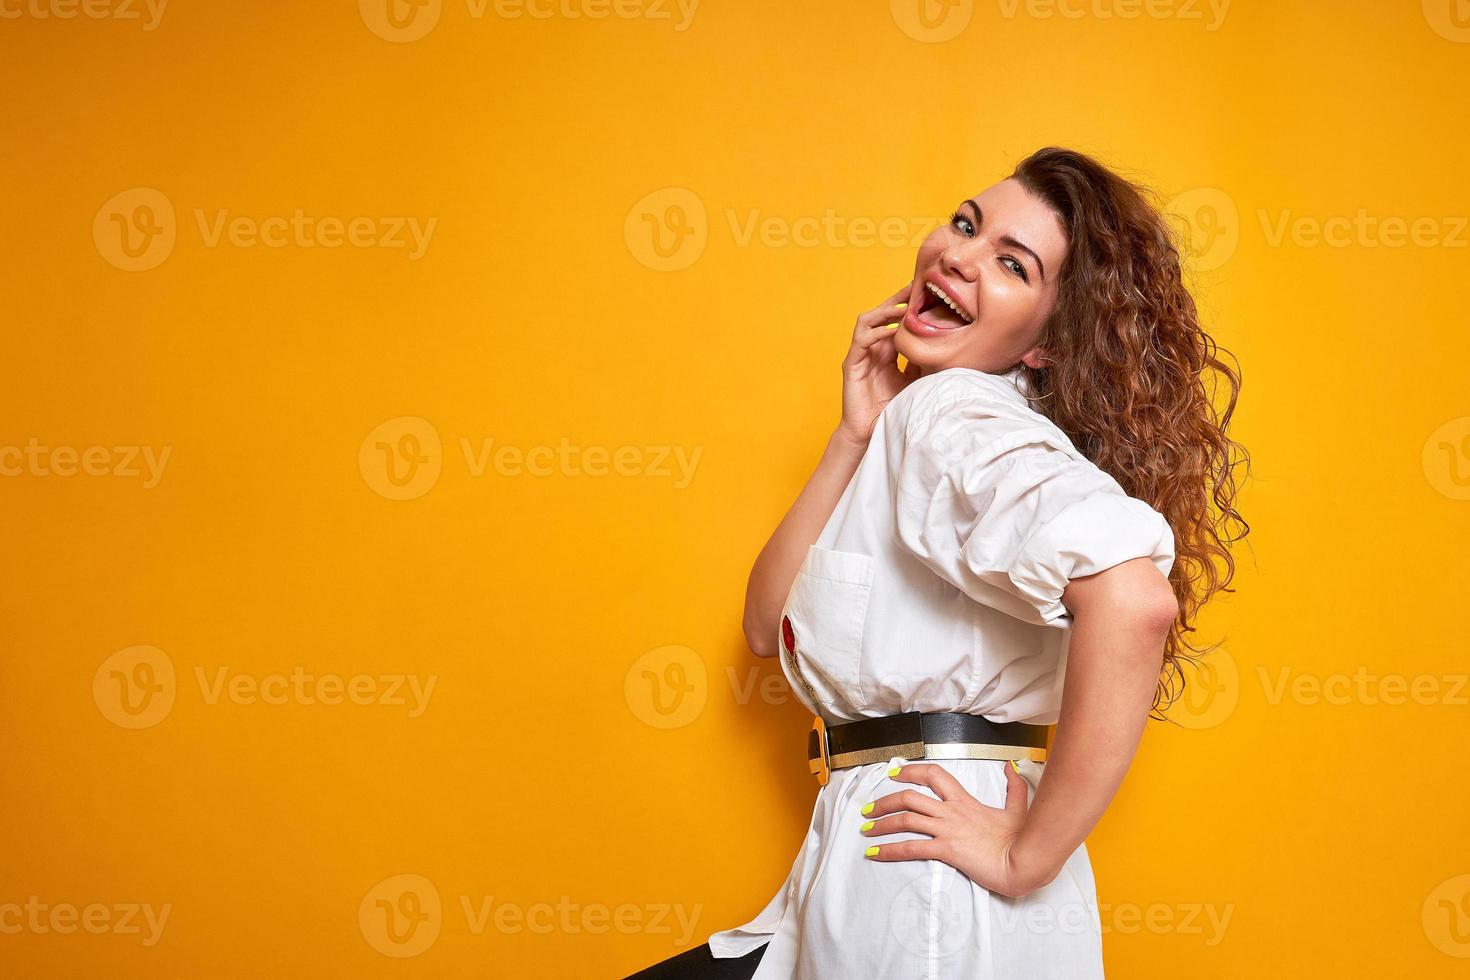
[897,178,1069,374]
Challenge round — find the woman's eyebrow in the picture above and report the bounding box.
[965,198,1047,281]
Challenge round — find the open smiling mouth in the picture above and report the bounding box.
[910,279,974,331]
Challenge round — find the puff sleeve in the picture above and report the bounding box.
[891,380,1176,629]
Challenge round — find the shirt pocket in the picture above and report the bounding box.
[780,544,876,712]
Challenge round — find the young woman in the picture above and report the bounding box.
[626,146,1248,979]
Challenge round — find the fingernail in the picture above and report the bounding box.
[860,802,874,815]
[896,302,907,308]
[1010,759,1022,774]
[864,845,880,858]
[886,766,902,777]
[887,323,899,330]
[860,820,875,832]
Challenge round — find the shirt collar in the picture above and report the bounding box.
[1004,363,1034,399]
[921,364,1034,402]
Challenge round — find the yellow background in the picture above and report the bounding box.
[3,0,1469,976]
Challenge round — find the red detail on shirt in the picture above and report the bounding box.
[782,615,796,654]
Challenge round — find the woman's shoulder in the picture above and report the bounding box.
[888,365,1121,489]
[890,365,1065,438]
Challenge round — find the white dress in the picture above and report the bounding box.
[706,365,1176,979]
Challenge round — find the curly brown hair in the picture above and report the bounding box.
[1009,146,1251,720]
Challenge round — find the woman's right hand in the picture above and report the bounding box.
[744,286,915,655]
[837,281,922,446]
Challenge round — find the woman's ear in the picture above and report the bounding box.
[1019,346,1052,369]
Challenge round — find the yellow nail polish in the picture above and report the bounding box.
[896,302,907,308]
[864,845,880,858]
[887,323,899,330]
[860,820,874,832]
[860,802,874,815]
[887,766,902,777]
[1010,759,1022,774]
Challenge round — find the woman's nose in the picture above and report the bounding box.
[940,241,983,282]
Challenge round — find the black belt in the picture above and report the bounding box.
[807,711,1049,785]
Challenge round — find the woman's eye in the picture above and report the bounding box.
[949,211,973,236]
[1001,256,1029,282]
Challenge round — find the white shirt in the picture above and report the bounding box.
[705,365,1176,978]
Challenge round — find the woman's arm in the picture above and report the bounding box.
[862,555,1178,897]
[743,429,869,658]
[1005,555,1179,893]
[743,282,918,658]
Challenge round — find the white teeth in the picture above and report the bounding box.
[925,281,972,323]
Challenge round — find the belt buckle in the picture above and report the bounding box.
[807,715,830,785]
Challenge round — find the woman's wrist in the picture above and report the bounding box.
[1004,828,1067,897]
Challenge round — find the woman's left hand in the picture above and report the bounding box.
[859,761,1041,898]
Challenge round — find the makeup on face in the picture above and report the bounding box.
[902,274,974,336]
[895,179,1068,370]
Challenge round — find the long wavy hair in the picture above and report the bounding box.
[1009,146,1250,720]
